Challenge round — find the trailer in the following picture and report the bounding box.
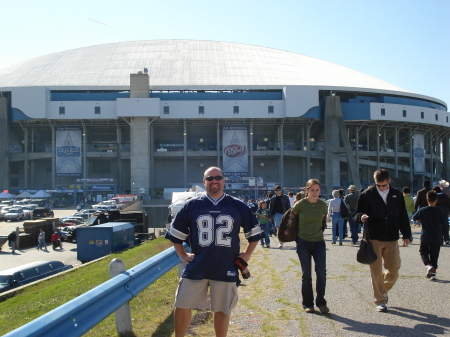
[76,222,135,263]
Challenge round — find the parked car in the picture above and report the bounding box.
[4,208,24,221]
[60,219,84,227]
[59,226,81,243]
[0,206,12,220]
[0,260,73,293]
[32,207,54,219]
[21,205,36,220]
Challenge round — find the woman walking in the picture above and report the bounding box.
[292,179,329,313]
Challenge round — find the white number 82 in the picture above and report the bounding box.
[197,214,233,247]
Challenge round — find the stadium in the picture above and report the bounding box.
[0,39,448,199]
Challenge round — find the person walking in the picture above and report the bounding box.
[37,228,48,252]
[328,190,345,245]
[413,190,447,281]
[165,166,261,337]
[8,231,17,254]
[256,200,271,248]
[354,169,411,312]
[292,179,328,314]
[269,185,291,248]
[415,180,431,211]
[344,185,360,244]
[431,185,450,245]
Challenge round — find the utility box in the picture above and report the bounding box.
[77,222,135,262]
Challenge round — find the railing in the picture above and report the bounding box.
[4,244,184,337]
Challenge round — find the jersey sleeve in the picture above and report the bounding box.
[239,202,262,242]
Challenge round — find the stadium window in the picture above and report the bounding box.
[402,110,406,117]
[199,106,204,114]
[233,106,239,114]
[163,106,170,114]
[381,108,385,116]
[268,105,274,114]
[94,106,101,114]
[59,106,65,115]
[421,111,424,119]
[435,114,438,121]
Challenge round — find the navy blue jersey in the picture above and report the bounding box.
[166,193,261,282]
[413,206,446,244]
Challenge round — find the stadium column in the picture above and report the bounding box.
[324,95,361,195]
[394,127,398,179]
[130,73,150,196]
[0,97,9,189]
[279,123,284,185]
[24,127,29,188]
[130,117,151,195]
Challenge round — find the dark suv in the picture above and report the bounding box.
[32,207,54,219]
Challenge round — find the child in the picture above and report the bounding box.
[256,201,271,248]
[413,190,447,281]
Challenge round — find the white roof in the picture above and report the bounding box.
[0,40,444,105]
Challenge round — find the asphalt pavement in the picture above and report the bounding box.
[0,208,81,271]
[230,225,450,337]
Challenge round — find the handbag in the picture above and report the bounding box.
[356,224,377,264]
[357,239,377,264]
[278,208,299,242]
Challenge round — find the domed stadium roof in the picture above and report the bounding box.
[0,40,435,102]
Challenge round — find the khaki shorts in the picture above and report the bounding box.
[174,278,238,316]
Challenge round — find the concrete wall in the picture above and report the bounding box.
[11,87,49,119]
[370,102,449,126]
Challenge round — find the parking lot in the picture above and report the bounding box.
[0,207,81,272]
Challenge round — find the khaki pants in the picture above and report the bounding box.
[369,240,401,305]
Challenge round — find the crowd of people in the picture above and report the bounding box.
[165,166,449,336]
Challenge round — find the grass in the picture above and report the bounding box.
[0,238,178,336]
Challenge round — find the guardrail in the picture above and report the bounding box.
[4,244,183,337]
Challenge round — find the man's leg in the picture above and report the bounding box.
[213,311,230,337]
[174,308,192,337]
[369,240,387,305]
[382,241,401,293]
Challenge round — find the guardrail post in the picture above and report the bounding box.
[109,258,132,336]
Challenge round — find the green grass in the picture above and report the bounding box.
[0,238,179,336]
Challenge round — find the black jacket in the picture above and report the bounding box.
[269,194,291,216]
[415,187,431,210]
[353,185,411,241]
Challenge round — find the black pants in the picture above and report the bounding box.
[419,241,441,270]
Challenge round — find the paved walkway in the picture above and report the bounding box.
[229,225,450,337]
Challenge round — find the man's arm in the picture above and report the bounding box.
[173,243,194,264]
[238,241,258,263]
[397,191,411,246]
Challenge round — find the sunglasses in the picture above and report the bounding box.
[375,183,389,188]
[204,175,224,181]
[275,189,281,192]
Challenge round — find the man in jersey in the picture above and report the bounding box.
[166,166,261,337]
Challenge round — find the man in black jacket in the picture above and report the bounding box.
[269,185,291,248]
[354,169,411,312]
[415,180,431,211]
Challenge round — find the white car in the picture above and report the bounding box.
[5,208,24,221]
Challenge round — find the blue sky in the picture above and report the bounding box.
[1,0,449,106]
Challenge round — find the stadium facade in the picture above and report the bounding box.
[0,40,448,199]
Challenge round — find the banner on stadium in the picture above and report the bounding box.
[56,127,82,177]
[413,133,425,175]
[222,126,248,175]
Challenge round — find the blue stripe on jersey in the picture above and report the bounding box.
[166,193,261,282]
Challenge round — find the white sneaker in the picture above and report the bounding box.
[278,243,283,248]
[376,303,388,312]
[426,265,434,278]
[430,273,437,281]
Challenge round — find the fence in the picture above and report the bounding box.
[3,244,184,337]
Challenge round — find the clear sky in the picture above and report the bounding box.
[0,0,448,106]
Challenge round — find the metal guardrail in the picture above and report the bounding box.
[3,245,183,337]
